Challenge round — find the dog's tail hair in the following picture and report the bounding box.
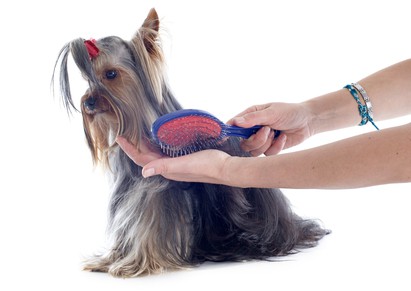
[188,183,329,262]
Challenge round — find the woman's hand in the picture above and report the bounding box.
[116,136,233,184]
[228,102,313,156]
[142,150,232,184]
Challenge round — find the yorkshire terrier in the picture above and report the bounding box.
[53,8,328,277]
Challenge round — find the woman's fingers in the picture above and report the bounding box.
[264,133,287,156]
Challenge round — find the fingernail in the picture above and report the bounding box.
[280,134,287,144]
[263,126,271,136]
[142,167,155,178]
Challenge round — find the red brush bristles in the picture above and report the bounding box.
[156,115,222,147]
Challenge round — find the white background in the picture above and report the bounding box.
[1,0,410,290]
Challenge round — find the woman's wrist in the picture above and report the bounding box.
[222,155,279,189]
[303,89,359,135]
[221,156,247,187]
[221,156,263,188]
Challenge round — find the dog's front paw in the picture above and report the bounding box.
[83,256,111,274]
[83,253,175,278]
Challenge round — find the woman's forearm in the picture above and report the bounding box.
[305,59,411,135]
[360,58,411,120]
[226,123,411,189]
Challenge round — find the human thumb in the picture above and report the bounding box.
[229,111,268,128]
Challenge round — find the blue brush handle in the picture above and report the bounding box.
[223,125,262,138]
[224,125,281,139]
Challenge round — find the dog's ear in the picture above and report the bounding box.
[138,8,160,55]
[142,8,160,33]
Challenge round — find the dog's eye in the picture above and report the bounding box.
[105,70,118,80]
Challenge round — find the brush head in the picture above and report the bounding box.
[151,109,226,156]
[151,109,281,157]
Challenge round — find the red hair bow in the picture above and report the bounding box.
[84,39,99,59]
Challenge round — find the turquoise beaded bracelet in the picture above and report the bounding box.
[344,84,379,130]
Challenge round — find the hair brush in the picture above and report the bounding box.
[151,109,281,157]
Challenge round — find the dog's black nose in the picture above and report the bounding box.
[84,96,97,110]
